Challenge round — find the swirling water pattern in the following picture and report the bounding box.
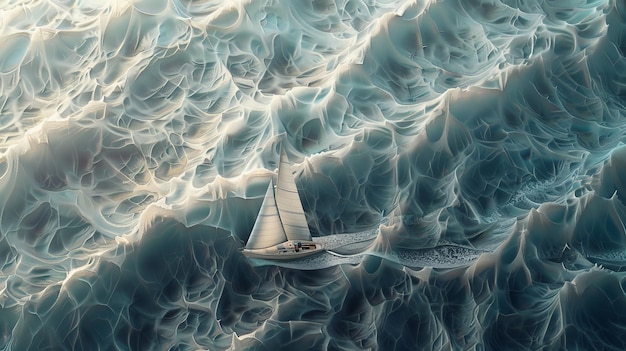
[1,0,626,349]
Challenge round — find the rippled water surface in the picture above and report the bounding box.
[2,0,626,349]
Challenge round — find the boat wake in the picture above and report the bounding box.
[248,226,491,270]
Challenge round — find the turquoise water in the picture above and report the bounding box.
[1,0,626,349]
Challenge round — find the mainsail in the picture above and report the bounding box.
[275,147,313,242]
[246,179,288,249]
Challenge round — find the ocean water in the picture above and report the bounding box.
[1,0,626,349]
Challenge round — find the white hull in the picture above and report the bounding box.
[242,240,324,260]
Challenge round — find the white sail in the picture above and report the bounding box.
[275,146,312,242]
[246,179,288,249]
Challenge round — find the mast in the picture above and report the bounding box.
[246,179,288,249]
[275,146,312,242]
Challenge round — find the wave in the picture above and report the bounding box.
[2,0,626,349]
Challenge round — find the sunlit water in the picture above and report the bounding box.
[2,0,626,349]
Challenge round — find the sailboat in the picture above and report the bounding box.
[242,146,323,260]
